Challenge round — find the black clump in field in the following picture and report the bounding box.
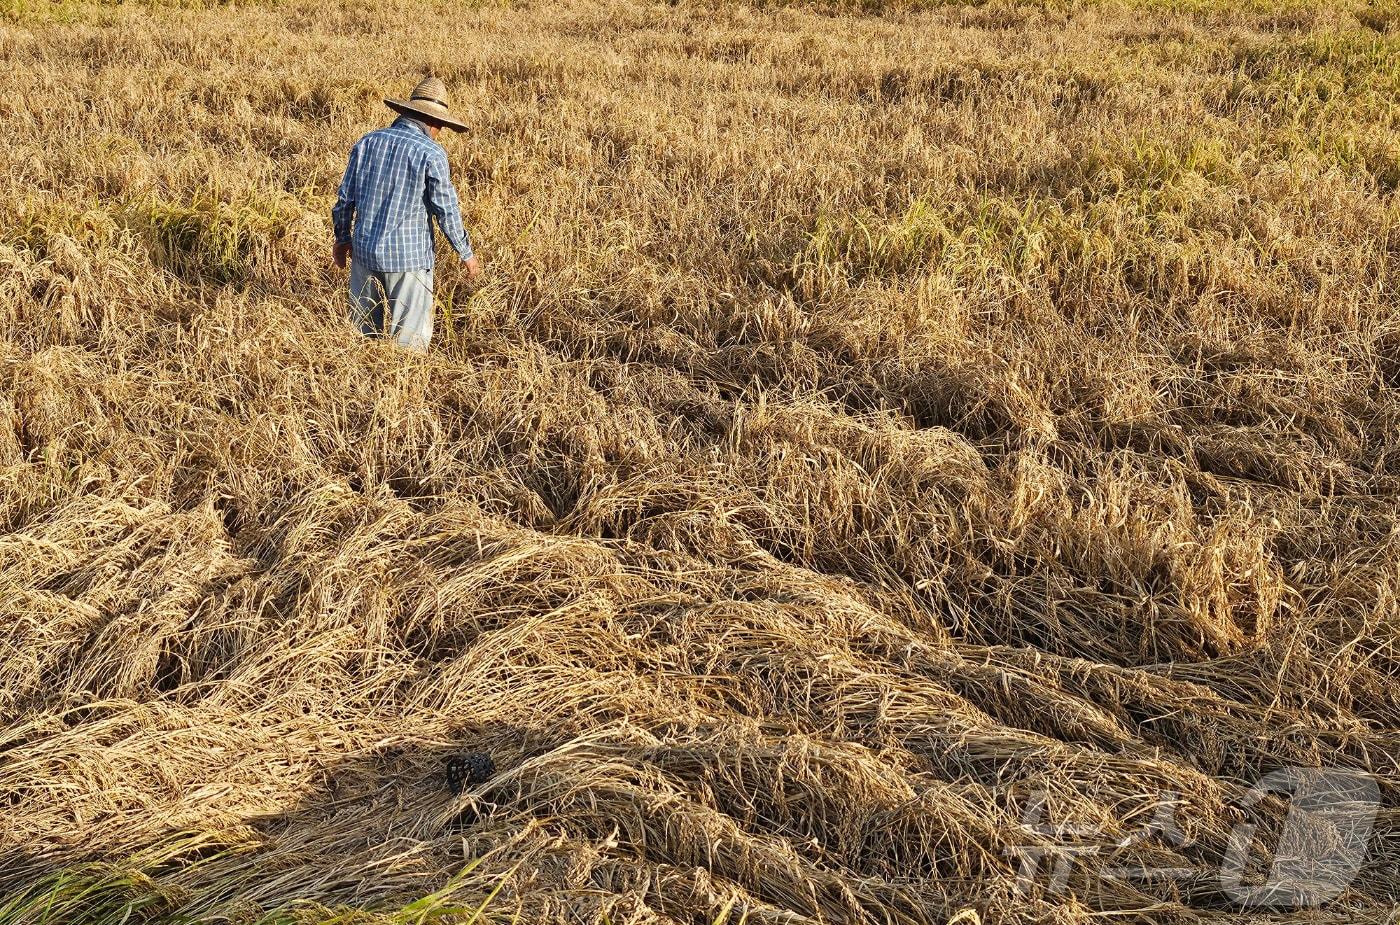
[445,752,496,795]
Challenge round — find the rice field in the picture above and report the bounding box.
[2,0,1399,922]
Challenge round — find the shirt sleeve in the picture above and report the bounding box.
[424,149,474,262]
[332,144,358,246]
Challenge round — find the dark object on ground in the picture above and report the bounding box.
[446,752,496,795]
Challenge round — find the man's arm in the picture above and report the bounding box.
[424,149,481,277]
[331,145,358,268]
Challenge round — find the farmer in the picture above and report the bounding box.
[332,76,481,351]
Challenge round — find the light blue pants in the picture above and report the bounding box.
[348,260,435,351]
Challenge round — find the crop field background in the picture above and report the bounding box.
[3,0,1400,922]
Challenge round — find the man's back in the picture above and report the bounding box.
[334,116,472,274]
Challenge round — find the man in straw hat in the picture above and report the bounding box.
[332,76,481,350]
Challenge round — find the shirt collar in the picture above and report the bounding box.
[393,115,432,138]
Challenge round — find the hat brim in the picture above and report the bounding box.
[384,98,470,132]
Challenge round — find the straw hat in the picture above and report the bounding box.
[385,76,469,132]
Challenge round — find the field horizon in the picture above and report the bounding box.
[3,0,1400,922]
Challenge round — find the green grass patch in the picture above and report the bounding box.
[0,845,513,925]
[0,0,89,22]
[133,190,297,285]
[794,126,1265,307]
[1,199,121,256]
[1,0,271,22]
[2,188,302,286]
[1230,29,1400,117]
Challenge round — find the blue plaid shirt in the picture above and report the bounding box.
[332,117,474,273]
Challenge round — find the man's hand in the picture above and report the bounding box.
[464,254,482,279]
[333,242,352,269]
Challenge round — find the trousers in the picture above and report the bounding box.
[348,259,435,351]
